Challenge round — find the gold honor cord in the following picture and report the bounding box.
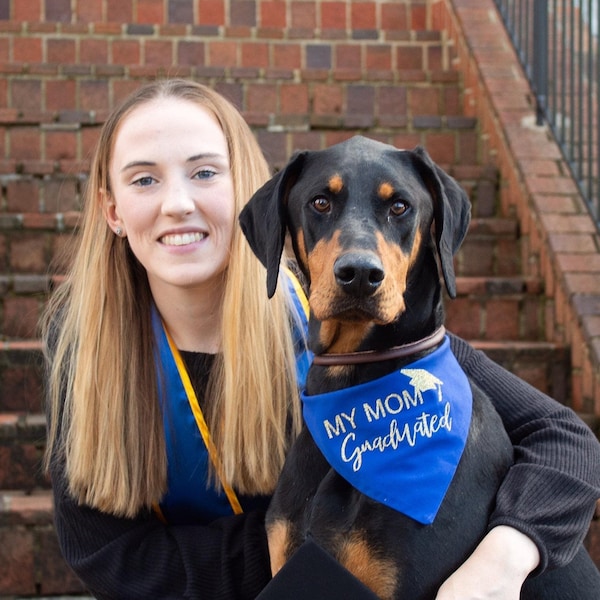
[284,268,310,319]
[163,323,243,516]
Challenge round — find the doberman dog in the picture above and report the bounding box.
[240,136,600,599]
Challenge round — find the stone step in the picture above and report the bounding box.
[0,341,44,413]
[0,340,572,492]
[0,412,48,491]
[445,276,546,342]
[470,339,570,405]
[455,218,521,277]
[0,490,87,597]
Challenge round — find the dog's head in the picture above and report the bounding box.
[240,136,470,329]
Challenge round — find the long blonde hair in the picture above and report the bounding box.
[42,79,302,517]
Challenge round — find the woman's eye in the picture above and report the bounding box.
[132,176,155,187]
[390,200,409,217]
[194,169,217,180]
[311,196,331,213]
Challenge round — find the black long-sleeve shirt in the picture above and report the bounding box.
[48,333,600,599]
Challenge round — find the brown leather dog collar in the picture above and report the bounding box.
[312,326,446,366]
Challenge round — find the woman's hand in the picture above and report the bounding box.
[435,526,540,599]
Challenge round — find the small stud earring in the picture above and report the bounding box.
[115,227,123,237]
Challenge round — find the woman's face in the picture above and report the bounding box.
[105,96,235,298]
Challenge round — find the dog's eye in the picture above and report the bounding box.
[311,196,331,213]
[390,200,409,217]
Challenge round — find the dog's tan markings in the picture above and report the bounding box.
[328,174,344,194]
[319,319,373,355]
[266,519,291,576]
[294,229,309,272]
[372,229,422,323]
[378,182,394,200]
[306,231,344,322]
[339,532,398,600]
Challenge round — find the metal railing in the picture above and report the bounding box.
[493,0,600,230]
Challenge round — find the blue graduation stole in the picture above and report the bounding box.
[153,271,311,525]
[302,337,472,525]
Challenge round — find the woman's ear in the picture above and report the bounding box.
[100,188,126,237]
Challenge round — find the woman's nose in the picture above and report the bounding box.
[161,178,195,215]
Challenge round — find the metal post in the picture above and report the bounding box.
[533,0,549,124]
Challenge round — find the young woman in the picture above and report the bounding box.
[42,79,600,599]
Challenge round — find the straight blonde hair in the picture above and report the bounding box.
[42,79,302,518]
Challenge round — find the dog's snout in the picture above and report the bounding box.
[334,253,384,297]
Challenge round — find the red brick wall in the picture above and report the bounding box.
[0,0,480,340]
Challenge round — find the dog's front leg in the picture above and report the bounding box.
[266,427,332,574]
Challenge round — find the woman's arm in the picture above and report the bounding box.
[50,457,271,600]
[449,333,600,572]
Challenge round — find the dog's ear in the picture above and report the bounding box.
[239,151,307,298]
[411,146,471,299]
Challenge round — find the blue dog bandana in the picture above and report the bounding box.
[302,337,472,525]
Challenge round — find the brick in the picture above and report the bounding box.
[79,38,109,64]
[208,40,238,67]
[6,179,40,212]
[381,2,409,30]
[312,84,343,116]
[291,1,316,28]
[11,79,42,114]
[8,233,47,273]
[321,1,346,29]
[44,128,77,161]
[46,38,76,63]
[12,37,43,63]
[366,44,392,70]
[409,86,440,115]
[45,0,71,22]
[198,0,225,25]
[38,527,87,595]
[230,0,256,26]
[169,0,194,23]
[306,44,331,69]
[0,527,36,595]
[335,44,361,69]
[347,84,375,116]
[10,127,41,161]
[0,443,44,488]
[107,0,133,22]
[2,295,42,338]
[378,86,407,116]
[272,43,301,69]
[246,83,277,114]
[75,0,103,21]
[13,0,42,21]
[138,0,164,24]
[411,4,427,30]
[112,39,141,65]
[45,79,76,112]
[351,2,376,29]
[256,129,286,169]
[260,1,286,28]
[79,79,109,112]
[178,40,205,65]
[280,83,309,114]
[145,39,174,65]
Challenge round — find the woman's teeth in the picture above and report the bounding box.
[161,232,206,246]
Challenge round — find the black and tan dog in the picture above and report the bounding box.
[240,136,600,599]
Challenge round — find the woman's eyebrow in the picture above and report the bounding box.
[187,152,225,163]
[120,160,155,173]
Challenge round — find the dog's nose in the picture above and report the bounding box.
[334,253,384,297]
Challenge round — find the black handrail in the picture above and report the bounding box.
[493,0,600,230]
